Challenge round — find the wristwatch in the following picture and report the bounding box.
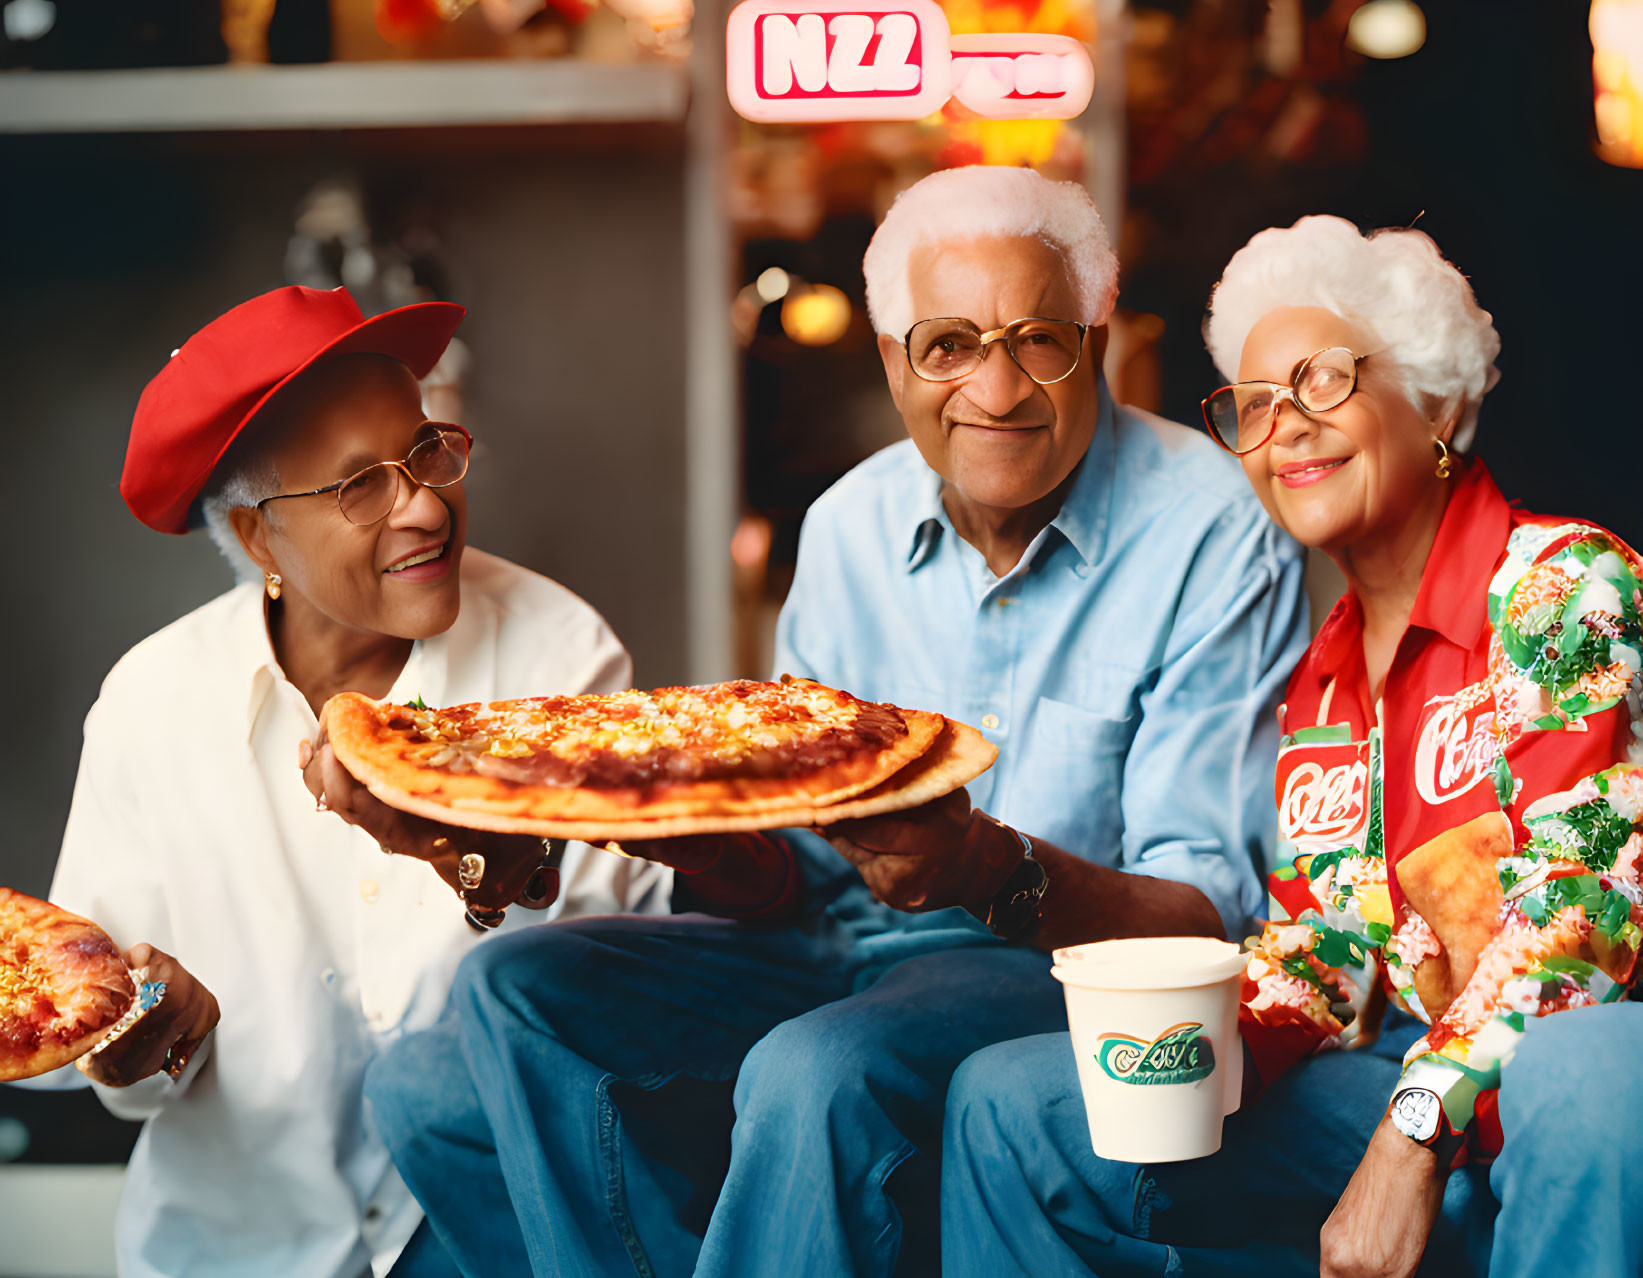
[978,815,1048,942]
[1387,1086,1466,1167]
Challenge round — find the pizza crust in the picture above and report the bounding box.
[0,888,134,1082]
[324,683,960,829]
[336,717,997,841]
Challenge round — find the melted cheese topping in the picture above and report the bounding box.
[0,944,50,1019]
[0,896,132,1054]
[394,681,871,771]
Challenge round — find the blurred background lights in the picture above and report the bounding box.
[754,267,791,304]
[1345,0,1426,60]
[1592,0,1643,166]
[780,284,852,346]
[2,0,56,42]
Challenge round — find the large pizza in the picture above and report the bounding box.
[0,888,134,1082]
[323,677,997,839]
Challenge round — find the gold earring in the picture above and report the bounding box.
[265,572,282,600]
[1432,438,1453,480]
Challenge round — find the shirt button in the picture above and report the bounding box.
[364,1205,383,1223]
[360,878,380,904]
[982,714,999,730]
[996,597,1016,608]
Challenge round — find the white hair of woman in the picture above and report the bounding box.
[1204,215,1501,450]
[863,166,1119,340]
[199,440,280,584]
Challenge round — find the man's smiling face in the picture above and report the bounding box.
[877,234,1102,515]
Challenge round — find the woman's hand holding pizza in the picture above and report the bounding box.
[299,729,557,914]
[825,789,1020,916]
[79,944,219,1089]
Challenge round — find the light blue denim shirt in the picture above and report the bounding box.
[774,392,1309,948]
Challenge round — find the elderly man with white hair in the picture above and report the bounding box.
[363,165,1308,1277]
[941,216,1643,1278]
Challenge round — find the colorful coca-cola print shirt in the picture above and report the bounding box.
[1240,459,1643,1159]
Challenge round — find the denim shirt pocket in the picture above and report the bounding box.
[1000,692,1138,864]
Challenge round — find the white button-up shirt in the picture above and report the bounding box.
[28,549,671,1278]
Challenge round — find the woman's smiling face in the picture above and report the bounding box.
[1235,306,1443,553]
[235,354,468,641]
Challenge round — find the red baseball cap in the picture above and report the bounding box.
[123,285,465,534]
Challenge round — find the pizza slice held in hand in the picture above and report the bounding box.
[0,888,134,1082]
[323,677,997,840]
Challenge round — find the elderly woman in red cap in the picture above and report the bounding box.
[25,285,675,1278]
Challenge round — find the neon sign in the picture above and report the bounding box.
[725,0,1094,123]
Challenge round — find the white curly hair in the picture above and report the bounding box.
[863,166,1119,340]
[1204,215,1501,450]
[198,450,281,585]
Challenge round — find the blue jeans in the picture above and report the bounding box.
[941,1002,1643,1276]
[366,911,1066,1278]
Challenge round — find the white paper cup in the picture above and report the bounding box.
[1051,936,1246,1163]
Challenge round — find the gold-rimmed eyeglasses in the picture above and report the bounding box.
[903,316,1090,386]
[256,423,472,526]
[1201,347,1371,455]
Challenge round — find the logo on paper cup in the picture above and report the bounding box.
[1095,1022,1216,1085]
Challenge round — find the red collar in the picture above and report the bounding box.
[1406,460,1512,649]
[1306,460,1511,676]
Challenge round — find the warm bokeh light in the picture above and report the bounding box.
[1593,0,1643,166]
[755,267,792,303]
[1345,0,1426,61]
[781,284,853,346]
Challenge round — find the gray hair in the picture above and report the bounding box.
[1204,215,1501,450]
[199,447,280,585]
[862,166,1119,339]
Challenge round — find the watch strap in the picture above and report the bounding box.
[979,816,1046,942]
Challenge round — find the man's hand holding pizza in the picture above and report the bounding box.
[299,730,557,917]
[79,944,219,1089]
[824,789,1021,918]
[612,834,803,921]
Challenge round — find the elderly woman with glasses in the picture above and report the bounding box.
[940,216,1643,1278]
[22,286,677,1278]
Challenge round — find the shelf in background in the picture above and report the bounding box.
[0,59,690,133]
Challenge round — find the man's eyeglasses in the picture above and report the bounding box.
[256,423,472,526]
[903,316,1089,386]
[1201,347,1369,455]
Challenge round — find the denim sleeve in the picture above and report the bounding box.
[1118,503,1310,942]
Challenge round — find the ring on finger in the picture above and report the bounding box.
[521,864,555,904]
[464,904,507,932]
[457,853,505,930]
[162,1037,197,1080]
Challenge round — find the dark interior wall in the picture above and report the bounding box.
[0,126,689,897]
[1126,0,1643,543]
